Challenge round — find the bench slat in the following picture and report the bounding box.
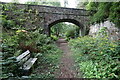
[16,50,30,61]
[18,54,30,65]
[23,58,37,70]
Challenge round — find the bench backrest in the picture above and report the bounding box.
[16,50,30,65]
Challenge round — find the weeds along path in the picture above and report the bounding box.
[55,38,79,78]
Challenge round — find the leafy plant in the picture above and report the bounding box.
[0,32,20,79]
[69,35,120,79]
[0,2,63,79]
[30,44,62,78]
[86,2,120,27]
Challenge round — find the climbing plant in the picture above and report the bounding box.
[0,2,44,30]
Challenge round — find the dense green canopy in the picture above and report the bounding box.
[86,2,120,27]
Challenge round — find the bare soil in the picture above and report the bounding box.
[55,38,80,78]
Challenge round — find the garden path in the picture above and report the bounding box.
[55,38,80,78]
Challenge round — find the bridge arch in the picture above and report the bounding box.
[48,19,84,28]
[1,2,89,36]
[46,19,85,36]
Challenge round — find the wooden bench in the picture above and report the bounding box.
[16,50,37,76]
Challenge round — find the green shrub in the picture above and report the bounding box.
[87,2,120,27]
[65,27,75,39]
[51,35,58,41]
[1,3,61,79]
[1,28,62,79]
[0,32,20,78]
[69,36,120,79]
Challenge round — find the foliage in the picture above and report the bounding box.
[0,31,20,79]
[51,35,58,41]
[29,44,62,78]
[26,0,61,7]
[51,23,80,40]
[69,35,120,79]
[1,27,60,79]
[65,27,76,39]
[1,3,16,29]
[51,23,64,37]
[97,27,108,38]
[65,24,79,40]
[86,2,99,12]
[0,3,62,79]
[86,2,120,27]
[1,3,44,30]
[109,2,120,27]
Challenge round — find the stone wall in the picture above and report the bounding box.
[1,2,89,36]
[89,21,120,40]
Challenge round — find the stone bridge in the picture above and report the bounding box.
[1,2,89,36]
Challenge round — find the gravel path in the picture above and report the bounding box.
[55,38,79,78]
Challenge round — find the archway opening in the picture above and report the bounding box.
[48,19,84,40]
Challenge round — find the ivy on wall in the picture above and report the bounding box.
[0,2,44,30]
